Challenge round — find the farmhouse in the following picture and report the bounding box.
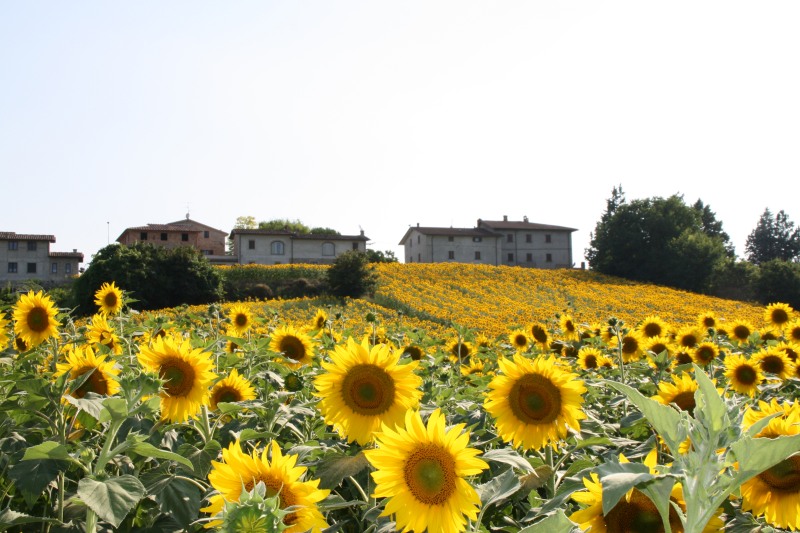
[0,232,84,286]
[399,216,576,268]
[116,216,230,263]
[230,228,369,265]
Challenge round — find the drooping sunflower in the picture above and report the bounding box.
[484,354,586,450]
[675,326,702,349]
[611,331,644,363]
[765,302,794,329]
[365,408,489,533]
[508,330,530,352]
[269,325,315,368]
[577,346,612,371]
[723,354,763,397]
[314,337,422,445]
[559,314,580,341]
[729,320,755,343]
[311,308,328,331]
[202,440,330,532]
[227,303,254,337]
[638,315,669,339]
[402,344,425,361]
[692,342,720,367]
[446,339,474,362]
[137,333,217,422]
[55,345,121,398]
[93,281,123,315]
[13,290,60,347]
[86,313,122,355]
[209,369,257,411]
[528,323,550,349]
[653,374,698,416]
[14,335,30,353]
[754,347,796,380]
[759,328,781,342]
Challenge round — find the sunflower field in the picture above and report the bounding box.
[2,264,800,533]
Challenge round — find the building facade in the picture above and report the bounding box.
[399,216,576,268]
[0,232,84,286]
[116,217,228,260]
[231,229,369,265]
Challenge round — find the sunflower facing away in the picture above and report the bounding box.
[365,408,489,533]
[314,337,422,445]
[94,281,123,315]
[528,323,550,349]
[269,325,315,368]
[227,303,254,337]
[723,354,763,397]
[55,345,121,398]
[484,354,586,450]
[86,313,123,355]
[13,290,60,347]
[765,302,794,329]
[209,369,257,411]
[137,333,217,422]
[202,440,329,532]
[0,314,10,350]
[312,308,328,330]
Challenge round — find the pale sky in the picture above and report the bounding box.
[2,2,799,267]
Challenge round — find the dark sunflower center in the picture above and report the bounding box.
[675,352,693,365]
[104,293,118,308]
[734,365,758,385]
[159,359,196,397]
[26,306,49,333]
[790,327,800,343]
[758,455,800,492]
[564,321,575,332]
[315,316,326,329]
[531,326,548,344]
[643,323,662,337]
[771,309,790,325]
[702,317,716,328]
[584,355,598,369]
[227,341,239,353]
[214,386,242,405]
[650,343,668,356]
[605,489,681,533]
[341,364,395,415]
[695,346,715,363]
[243,475,299,525]
[733,326,751,341]
[514,335,527,348]
[279,336,306,361]
[234,314,249,327]
[451,343,470,360]
[73,366,109,398]
[679,335,697,348]
[15,337,29,351]
[781,348,798,362]
[760,355,785,374]
[404,444,456,505]
[670,391,696,415]
[404,346,423,360]
[509,373,562,424]
[622,337,639,355]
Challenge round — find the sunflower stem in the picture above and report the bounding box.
[544,445,556,498]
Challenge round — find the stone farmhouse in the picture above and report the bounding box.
[230,228,369,265]
[0,232,84,286]
[399,216,576,268]
[116,217,231,264]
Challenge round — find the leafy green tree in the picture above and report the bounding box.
[586,190,730,292]
[745,208,800,265]
[365,249,398,263]
[258,219,311,233]
[754,259,800,308]
[693,199,734,257]
[326,250,378,298]
[309,227,341,235]
[73,243,223,315]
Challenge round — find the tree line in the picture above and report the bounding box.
[586,186,800,306]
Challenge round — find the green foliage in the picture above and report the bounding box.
[707,259,758,302]
[365,249,398,263]
[754,259,800,307]
[745,208,800,264]
[586,189,730,293]
[326,251,378,298]
[258,218,311,233]
[73,243,223,315]
[220,265,328,301]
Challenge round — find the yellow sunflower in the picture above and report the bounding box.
[672,349,695,368]
[743,399,800,437]
[559,314,580,341]
[365,408,489,533]
[754,348,796,380]
[86,313,123,355]
[209,369,257,411]
[528,323,550,349]
[137,333,217,422]
[723,354,763,397]
[697,311,718,331]
[765,302,794,329]
[638,316,669,339]
[787,320,800,344]
[675,326,702,349]
[773,341,799,363]
[227,303,254,337]
[474,334,493,351]
[55,345,121,398]
[0,314,10,350]
[269,325,315,368]
[312,308,328,330]
[14,335,30,353]
[202,440,329,532]
[93,281,123,315]
[446,338,474,362]
[577,346,612,371]
[611,331,644,363]
[13,290,60,347]
[508,330,530,352]
[692,342,719,367]
[653,374,698,416]
[645,335,674,359]
[759,328,781,343]
[460,358,486,377]
[314,337,422,445]
[484,354,586,450]
[729,320,755,343]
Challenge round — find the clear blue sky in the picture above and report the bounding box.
[2,2,799,266]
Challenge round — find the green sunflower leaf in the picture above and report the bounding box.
[315,451,369,490]
[596,461,653,516]
[692,364,728,434]
[477,467,521,509]
[78,474,145,528]
[126,437,194,470]
[99,397,129,423]
[519,509,579,532]
[21,441,70,461]
[482,448,535,472]
[731,433,800,481]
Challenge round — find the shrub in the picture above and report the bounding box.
[754,259,800,308]
[326,251,378,298]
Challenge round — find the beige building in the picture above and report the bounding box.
[116,217,229,262]
[399,216,576,268]
[231,229,369,265]
[0,232,84,286]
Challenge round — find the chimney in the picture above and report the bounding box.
[73,249,77,252]
[416,222,419,227]
[503,215,508,222]
[360,229,364,236]
[523,216,528,223]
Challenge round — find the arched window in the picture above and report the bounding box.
[270,241,285,255]
[322,242,335,256]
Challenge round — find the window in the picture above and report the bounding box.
[65,263,72,274]
[322,242,335,256]
[202,250,212,255]
[474,251,481,260]
[418,253,421,262]
[181,233,189,242]
[526,234,532,243]
[417,235,420,244]
[160,233,168,241]
[448,236,454,242]
[506,234,513,243]
[352,242,359,250]
[27,241,37,251]
[140,232,148,241]
[448,251,455,260]
[27,263,36,273]
[204,231,210,238]
[546,253,553,262]
[526,253,533,262]
[7,262,17,273]
[472,236,482,242]
[271,241,285,255]
[248,240,256,250]
[545,234,552,243]
[51,263,58,273]
[507,253,514,262]
[7,241,18,250]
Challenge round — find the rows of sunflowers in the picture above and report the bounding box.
[1,263,800,532]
